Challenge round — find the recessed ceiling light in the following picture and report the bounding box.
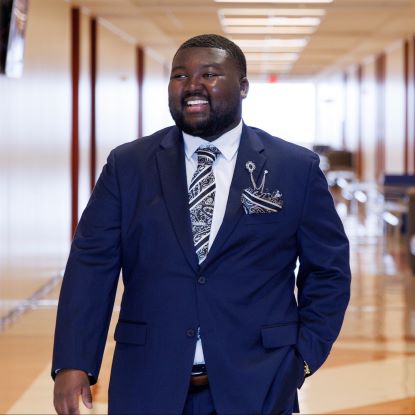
[219,8,326,16]
[248,63,293,71]
[245,52,299,61]
[222,17,321,26]
[224,26,316,34]
[232,38,308,48]
[215,0,332,3]
[242,47,305,53]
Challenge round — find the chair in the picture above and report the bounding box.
[381,175,415,236]
[325,150,355,187]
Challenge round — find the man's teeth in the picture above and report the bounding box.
[187,100,208,106]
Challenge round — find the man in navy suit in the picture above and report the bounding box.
[52,34,350,415]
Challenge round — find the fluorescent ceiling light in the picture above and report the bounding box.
[248,62,294,67]
[219,8,326,16]
[224,26,316,34]
[250,70,291,74]
[248,64,293,72]
[242,47,305,53]
[232,38,308,48]
[249,68,292,72]
[222,17,320,26]
[215,0,332,3]
[248,61,293,66]
[245,52,299,61]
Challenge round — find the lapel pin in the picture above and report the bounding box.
[245,161,269,192]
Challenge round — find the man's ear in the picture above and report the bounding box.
[240,77,249,99]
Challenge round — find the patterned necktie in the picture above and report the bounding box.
[189,146,221,264]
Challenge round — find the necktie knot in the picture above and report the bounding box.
[196,146,221,167]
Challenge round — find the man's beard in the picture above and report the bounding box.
[169,99,241,139]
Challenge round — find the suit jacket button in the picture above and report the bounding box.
[186,329,195,338]
[198,276,206,284]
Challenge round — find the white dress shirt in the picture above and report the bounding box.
[182,120,243,365]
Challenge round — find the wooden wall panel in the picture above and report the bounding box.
[413,36,415,172]
[384,42,406,175]
[78,12,92,214]
[70,8,80,237]
[136,46,144,139]
[90,18,97,190]
[375,53,386,181]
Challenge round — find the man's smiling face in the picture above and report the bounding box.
[168,47,249,141]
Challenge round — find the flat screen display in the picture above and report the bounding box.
[0,0,29,78]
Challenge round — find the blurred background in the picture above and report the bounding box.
[1,0,415,413]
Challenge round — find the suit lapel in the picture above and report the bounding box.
[201,125,266,269]
[156,127,199,273]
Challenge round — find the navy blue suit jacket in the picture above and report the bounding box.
[52,124,351,414]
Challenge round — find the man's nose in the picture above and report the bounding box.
[185,75,203,94]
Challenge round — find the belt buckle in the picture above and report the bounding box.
[191,363,207,376]
[190,364,208,390]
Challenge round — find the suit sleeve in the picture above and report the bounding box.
[295,155,351,375]
[52,150,122,384]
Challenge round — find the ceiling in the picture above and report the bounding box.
[71,0,415,80]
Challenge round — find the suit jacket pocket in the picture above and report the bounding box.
[244,211,284,224]
[114,320,147,345]
[261,322,298,349]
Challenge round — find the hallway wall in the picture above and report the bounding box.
[361,58,377,182]
[143,49,172,137]
[0,0,171,314]
[315,37,414,181]
[95,22,138,179]
[384,41,406,175]
[315,73,345,149]
[0,0,71,309]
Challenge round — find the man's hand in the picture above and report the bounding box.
[53,369,93,414]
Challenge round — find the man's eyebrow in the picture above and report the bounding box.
[171,65,186,72]
[171,63,223,71]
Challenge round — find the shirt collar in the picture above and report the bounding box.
[183,119,243,162]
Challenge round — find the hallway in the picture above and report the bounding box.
[2,0,415,413]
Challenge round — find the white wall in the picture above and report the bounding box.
[315,73,345,149]
[0,0,71,307]
[96,22,138,175]
[243,82,315,147]
[142,48,172,136]
[344,65,360,152]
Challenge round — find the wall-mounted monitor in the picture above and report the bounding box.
[0,0,29,78]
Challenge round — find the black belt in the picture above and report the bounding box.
[191,364,207,375]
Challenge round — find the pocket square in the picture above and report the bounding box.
[241,188,283,214]
[242,161,283,214]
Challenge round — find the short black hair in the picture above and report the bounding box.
[175,34,247,78]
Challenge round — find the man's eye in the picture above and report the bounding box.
[171,74,187,79]
[204,73,218,78]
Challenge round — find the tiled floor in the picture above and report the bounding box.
[1,197,415,414]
